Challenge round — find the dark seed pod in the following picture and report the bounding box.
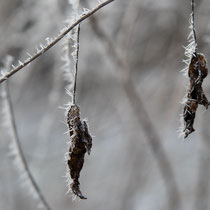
[183,53,210,138]
[66,104,92,199]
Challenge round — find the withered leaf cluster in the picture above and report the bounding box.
[66,105,92,199]
[183,53,210,138]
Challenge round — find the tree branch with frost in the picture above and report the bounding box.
[1,56,51,210]
[0,0,114,84]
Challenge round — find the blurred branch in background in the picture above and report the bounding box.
[1,0,210,209]
[193,6,210,205]
[1,57,51,210]
[194,113,210,210]
[81,0,182,209]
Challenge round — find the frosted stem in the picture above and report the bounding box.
[191,0,197,51]
[0,0,115,84]
[73,25,81,105]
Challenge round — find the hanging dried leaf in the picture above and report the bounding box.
[183,53,210,138]
[66,104,92,199]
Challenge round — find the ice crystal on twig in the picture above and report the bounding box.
[0,0,115,83]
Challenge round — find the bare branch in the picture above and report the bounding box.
[0,0,115,84]
[83,3,182,209]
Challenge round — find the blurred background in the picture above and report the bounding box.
[1,0,210,209]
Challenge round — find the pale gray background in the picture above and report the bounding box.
[1,0,210,210]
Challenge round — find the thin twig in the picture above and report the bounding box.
[84,5,181,210]
[2,81,51,210]
[0,0,115,84]
[191,0,197,50]
[73,25,81,105]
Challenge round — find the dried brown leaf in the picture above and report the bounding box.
[183,53,210,138]
[66,104,92,199]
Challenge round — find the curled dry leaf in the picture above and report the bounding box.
[183,53,210,138]
[66,104,92,199]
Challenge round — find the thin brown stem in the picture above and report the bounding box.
[73,25,81,105]
[191,0,197,50]
[0,0,115,84]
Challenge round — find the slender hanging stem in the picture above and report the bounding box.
[191,0,197,51]
[73,24,81,105]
